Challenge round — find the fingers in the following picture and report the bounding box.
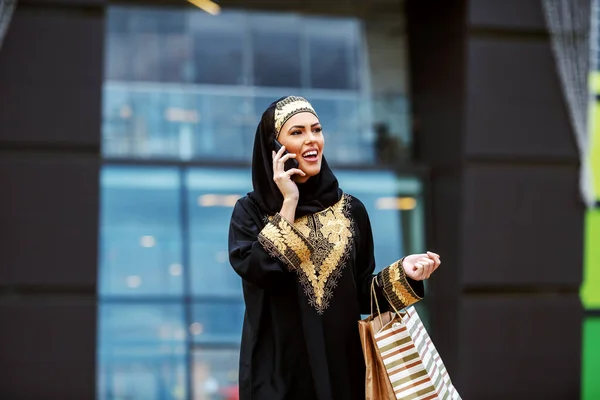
[414,257,434,279]
[272,145,288,171]
[427,251,441,272]
[285,168,306,178]
[427,251,440,259]
[272,146,298,173]
[413,262,426,280]
[279,152,298,164]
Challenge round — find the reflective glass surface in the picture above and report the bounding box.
[99,166,183,297]
[102,7,410,167]
[98,303,188,400]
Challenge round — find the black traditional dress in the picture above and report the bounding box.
[228,96,424,400]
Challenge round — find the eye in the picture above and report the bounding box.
[313,127,322,133]
[291,130,302,136]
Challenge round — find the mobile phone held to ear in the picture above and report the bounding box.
[273,138,299,172]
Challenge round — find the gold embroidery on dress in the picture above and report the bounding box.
[389,262,409,306]
[294,216,312,238]
[258,194,354,314]
[380,259,421,310]
[279,219,312,263]
[261,223,287,254]
[294,195,354,313]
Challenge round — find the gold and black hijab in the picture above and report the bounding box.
[248,96,342,219]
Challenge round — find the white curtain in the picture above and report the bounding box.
[542,0,595,207]
[0,0,17,51]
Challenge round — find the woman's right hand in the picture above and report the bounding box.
[272,145,306,202]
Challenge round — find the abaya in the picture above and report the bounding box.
[228,96,424,400]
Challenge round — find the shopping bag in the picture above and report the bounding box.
[359,280,461,399]
[359,310,397,399]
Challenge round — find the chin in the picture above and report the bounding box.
[295,165,321,183]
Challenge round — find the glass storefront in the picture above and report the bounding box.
[102,7,412,166]
[98,4,421,399]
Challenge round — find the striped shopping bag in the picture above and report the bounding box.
[359,281,461,399]
[373,307,461,399]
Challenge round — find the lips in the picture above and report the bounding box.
[302,149,319,162]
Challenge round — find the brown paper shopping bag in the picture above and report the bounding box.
[359,280,461,399]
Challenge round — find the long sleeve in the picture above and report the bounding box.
[352,196,424,314]
[228,199,288,289]
[377,258,424,312]
[257,213,313,271]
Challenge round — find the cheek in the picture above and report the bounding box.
[279,137,302,154]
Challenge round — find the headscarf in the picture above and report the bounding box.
[248,96,343,219]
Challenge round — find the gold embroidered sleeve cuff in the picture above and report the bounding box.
[258,213,313,271]
[378,259,424,310]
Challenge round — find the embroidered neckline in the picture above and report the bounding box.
[259,194,355,314]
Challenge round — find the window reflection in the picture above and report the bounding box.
[98,303,187,400]
[192,348,239,400]
[99,166,183,297]
[187,168,252,296]
[250,14,303,88]
[191,15,245,85]
[102,7,411,166]
[191,302,245,344]
[307,17,361,90]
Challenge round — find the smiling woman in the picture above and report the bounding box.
[227,96,440,400]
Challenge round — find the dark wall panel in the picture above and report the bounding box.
[406,0,466,165]
[462,164,583,286]
[458,295,582,399]
[0,155,99,286]
[468,0,546,30]
[0,301,96,399]
[465,38,576,159]
[0,8,103,146]
[426,172,463,374]
[407,1,582,397]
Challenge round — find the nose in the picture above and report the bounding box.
[305,131,317,144]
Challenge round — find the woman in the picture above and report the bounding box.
[228,96,441,400]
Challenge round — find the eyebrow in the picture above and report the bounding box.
[288,122,320,132]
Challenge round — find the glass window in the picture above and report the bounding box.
[97,303,188,400]
[250,14,302,88]
[193,94,256,161]
[102,7,413,166]
[191,302,245,344]
[99,166,183,297]
[192,348,240,399]
[306,17,361,90]
[187,168,252,296]
[190,12,246,85]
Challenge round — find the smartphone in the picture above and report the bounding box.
[273,138,299,172]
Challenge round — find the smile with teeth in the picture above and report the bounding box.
[302,150,319,161]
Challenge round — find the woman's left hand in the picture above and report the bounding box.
[402,251,441,281]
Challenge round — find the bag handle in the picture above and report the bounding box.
[371,274,410,330]
[370,277,384,328]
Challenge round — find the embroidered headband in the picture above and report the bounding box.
[274,96,319,138]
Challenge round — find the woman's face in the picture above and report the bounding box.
[277,112,324,183]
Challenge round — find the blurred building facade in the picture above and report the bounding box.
[0,0,587,399]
